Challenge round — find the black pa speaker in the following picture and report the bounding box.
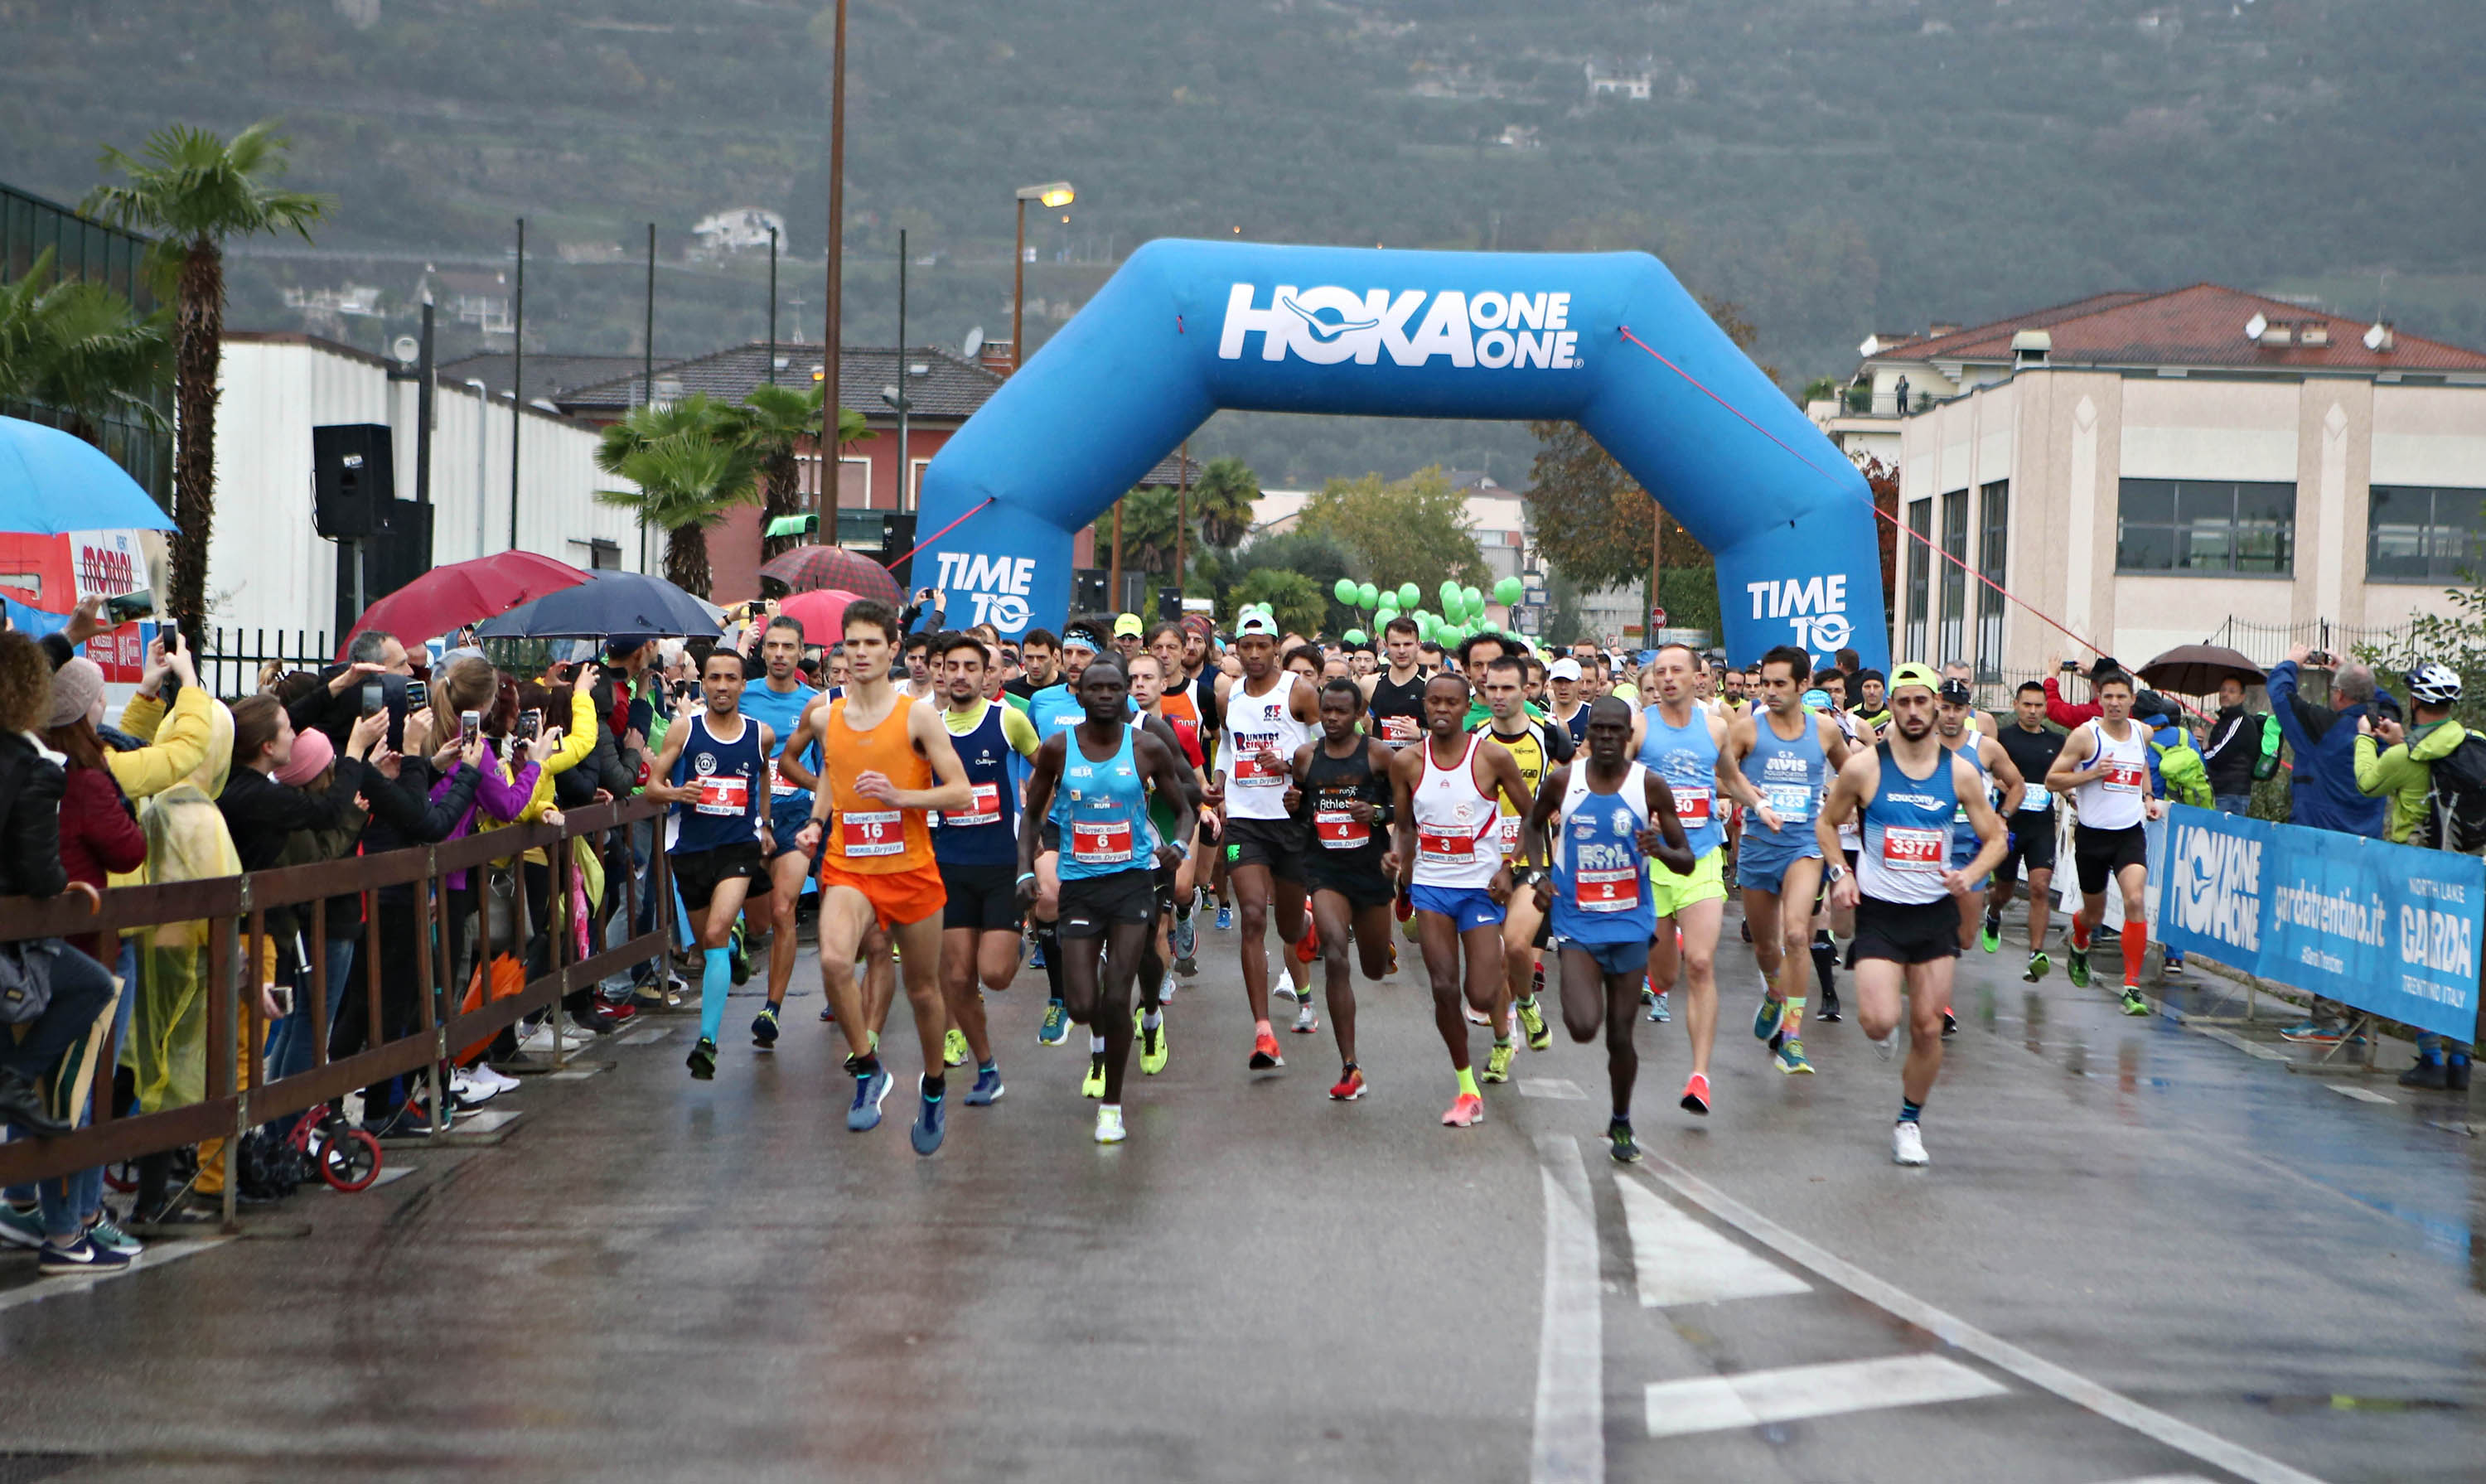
[1073,568,1110,614]
[312,423,395,539]
[877,511,918,588]
[370,498,434,599]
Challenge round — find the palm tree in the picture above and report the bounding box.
[1088,486,1183,578]
[594,396,762,598]
[0,246,172,446]
[728,384,869,563]
[1190,455,1261,550]
[84,122,328,636]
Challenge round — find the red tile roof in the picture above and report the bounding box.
[1874,283,2486,373]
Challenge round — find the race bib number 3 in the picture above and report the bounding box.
[840,809,904,857]
[695,773,749,817]
[1574,866,1641,913]
[1880,824,1947,873]
[1673,784,1714,826]
[1315,808,1370,849]
[1418,829,1473,865]
[1071,819,1134,865]
[942,782,1001,828]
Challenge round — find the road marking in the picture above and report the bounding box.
[454,1109,521,1134]
[2084,1476,2218,1484]
[1644,1352,2005,1438]
[1618,1179,1810,1308]
[1530,1135,1602,1484]
[618,1026,673,1046]
[0,1237,231,1317]
[1628,1155,2332,1484]
[1518,1078,1589,1100]
[2193,1024,2288,1061]
[2324,1084,2392,1105]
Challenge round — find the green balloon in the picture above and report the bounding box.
[1463,584,1483,607]
[1494,576,1524,605]
[1415,613,1437,639]
[1357,582,1380,609]
[1450,592,1474,622]
[1439,580,1462,607]
[1332,577,1357,604]
[1374,607,1397,629]
[1398,582,1422,609]
[1343,628,1366,645]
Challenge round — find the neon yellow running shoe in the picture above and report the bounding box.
[1516,996,1551,1051]
[1773,1037,1815,1076]
[1138,1008,1168,1076]
[1482,1041,1516,1084]
[1081,1053,1106,1100]
[942,1027,969,1067]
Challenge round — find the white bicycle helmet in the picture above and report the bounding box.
[2407,662,2463,707]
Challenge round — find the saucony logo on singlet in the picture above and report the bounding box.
[1884,791,1941,810]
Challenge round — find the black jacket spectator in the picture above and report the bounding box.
[2200,704,2263,795]
[217,760,372,875]
[0,732,69,900]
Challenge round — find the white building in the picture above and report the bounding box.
[1245,471,1529,580]
[690,208,787,258]
[210,331,649,642]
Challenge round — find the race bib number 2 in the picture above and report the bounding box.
[1574,865,1641,913]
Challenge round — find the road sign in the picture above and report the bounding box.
[1650,607,1666,627]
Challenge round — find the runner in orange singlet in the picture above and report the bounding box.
[790,598,975,1156]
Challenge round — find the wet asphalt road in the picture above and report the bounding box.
[2,905,2480,1483]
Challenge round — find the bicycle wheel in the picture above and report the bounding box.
[320,1126,383,1192]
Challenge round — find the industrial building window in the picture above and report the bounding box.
[1904,497,1931,661]
[1975,480,2007,680]
[1937,488,1967,665]
[2116,479,2294,575]
[2368,486,2486,583]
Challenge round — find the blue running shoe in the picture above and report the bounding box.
[911,1089,946,1155]
[1215,904,1233,931]
[965,1064,1005,1105]
[1028,941,1047,971]
[1752,993,1783,1044]
[847,1065,893,1132]
[1039,999,1071,1045]
[1172,912,1197,961]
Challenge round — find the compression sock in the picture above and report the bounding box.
[2071,916,2092,950]
[1898,1097,1923,1125]
[2122,929,2147,986]
[699,948,729,1042]
[850,1052,882,1079]
[920,1073,945,1100]
[1782,997,1806,1037]
[1035,924,1066,1000]
[1456,1066,1479,1098]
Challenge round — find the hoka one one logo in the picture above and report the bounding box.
[1220,283,1583,370]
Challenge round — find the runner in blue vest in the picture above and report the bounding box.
[1022,622,1104,1047]
[738,613,819,1049]
[1816,665,2007,1167]
[1727,645,1854,1078]
[1523,696,1694,1164]
[931,631,1041,1108]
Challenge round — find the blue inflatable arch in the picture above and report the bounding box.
[913,240,1885,669]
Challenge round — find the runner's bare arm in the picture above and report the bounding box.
[754,723,777,845]
[1353,737,1396,823]
[1016,735,1066,884]
[1814,750,1874,899]
[641,708,699,805]
[1638,773,1696,876]
[1520,761,1568,864]
[1135,731,1197,869]
[1290,679,1321,726]
[891,700,975,814]
[1984,736,2025,815]
[2044,724,2101,792]
[1387,747,1420,889]
[1951,753,2010,893]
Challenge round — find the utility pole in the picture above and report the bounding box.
[1648,501,1665,647]
[894,230,908,510]
[820,0,849,536]
[642,221,655,573]
[1174,439,1189,608]
[509,217,524,551]
[766,225,778,384]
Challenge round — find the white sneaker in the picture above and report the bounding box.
[1893,1121,1928,1167]
[448,1069,499,1106]
[1872,1032,1896,1062]
[470,1064,521,1095]
[1463,1003,1491,1026]
[1274,968,1299,1003]
[1094,1105,1127,1144]
[1292,1000,1318,1034]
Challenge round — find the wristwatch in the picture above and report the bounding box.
[1823,863,1848,884]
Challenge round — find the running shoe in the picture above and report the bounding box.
[1215,904,1234,931]
[1095,1105,1128,1143]
[943,1027,970,1066]
[847,1065,893,1132]
[1872,1031,1896,1061]
[1608,1118,1642,1164]
[1517,996,1551,1051]
[1463,1002,1492,1027]
[966,1064,1005,1105]
[2398,1059,2450,1090]
[0,1203,41,1249]
[2120,988,2150,1017]
[1250,1029,1284,1071]
[1816,983,1842,1022]
[1081,1053,1107,1100]
[1482,1042,1515,1084]
[1980,916,2000,954]
[2065,945,2091,988]
[751,1003,781,1048]
[1441,1091,1486,1127]
[1679,1071,1711,1116]
[686,1037,718,1080]
[38,1235,131,1276]
[1647,989,1671,1024]
[1292,998,1319,1035]
[2024,950,2050,984]
[2279,1020,2344,1044]
[1530,959,1546,999]
[1752,993,1784,1044]
[818,999,837,1023]
[1172,912,1196,963]
[1328,1066,1366,1101]
[1139,1012,1168,1076]
[1028,939,1047,970]
[1773,1037,1814,1076]
[1295,919,1321,962]
[1940,1008,1958,1037]
[1038,999,1071,1045]
[1893,1121,1928,1167]
[2163,953,2185,978]
[1173,954,1198,979]
[910,1089,946,1155]
[85,1212,143,1258]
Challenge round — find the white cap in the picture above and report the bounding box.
[1547,658,1583,682]
[1235,611,1276,637]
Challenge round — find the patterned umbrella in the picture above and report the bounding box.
[756,544,902,606]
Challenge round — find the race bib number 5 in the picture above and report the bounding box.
[1880,824,1947,873]
[840,809,903,857]
[695,773,749,817]
[1231,732,1283,786]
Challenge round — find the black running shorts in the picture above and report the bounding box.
[1998,810,2058,882]
[1223,815,1309,879]
[2072,822,2148,896]
[1058,868,1159,936]
[1852,895,1962,966]
[940,861,1023,934]
[670,841,763,913]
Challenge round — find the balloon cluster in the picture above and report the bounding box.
[1326,574,1528,647]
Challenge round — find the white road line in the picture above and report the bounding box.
[1644,1352,2006,1438]
[1530,1134,1602,1484]
[1618,1178,1811,1308]
[1628,1156,2332,1484]
[2324,1084,2392,1105]
[1518,1078,1589,1100]
[618,1026,673,1046]
[453,1108,522,1134]
[2084,1476,2218,1484]
[0,1236,231,1317]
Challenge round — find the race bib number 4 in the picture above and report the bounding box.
[1673,784,1714,826]
[1880,824,1947,873]
[695,773,749,817]
[1762,782,1812,823]
[840,809,903,857]
[1315,808,1370,849]
[1071,819,1134,865]
[1574,865,1642,913]
[942,782,1001,828]
[1231,733,1284,786]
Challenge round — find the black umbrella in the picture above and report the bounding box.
[475,570,721,640]
[2138,643,2265,696]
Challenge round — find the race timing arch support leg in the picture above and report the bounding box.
[911,239,1885,671]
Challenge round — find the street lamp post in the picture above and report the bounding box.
[1012,181,1075,372]
[820,0,849,537]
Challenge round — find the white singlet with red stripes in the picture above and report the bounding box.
[1411,733,1502,890]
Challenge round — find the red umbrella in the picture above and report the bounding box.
[341,552,590,659]
[756,544,903,606]
[772,588,863,645]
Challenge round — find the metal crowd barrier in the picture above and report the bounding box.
[0,795,675,1221]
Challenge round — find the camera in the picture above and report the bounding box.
[360,680,386,718]
[514,708,542,742]
[458,709,481,747]
[104,588,154,625]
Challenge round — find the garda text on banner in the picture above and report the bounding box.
[2156,805,2482,1044]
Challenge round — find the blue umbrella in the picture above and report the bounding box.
[0,416,179,534]
[474,569,720,640]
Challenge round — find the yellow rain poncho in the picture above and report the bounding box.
[124,699,237,1118]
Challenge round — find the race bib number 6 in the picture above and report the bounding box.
[1071,819,1134,865]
